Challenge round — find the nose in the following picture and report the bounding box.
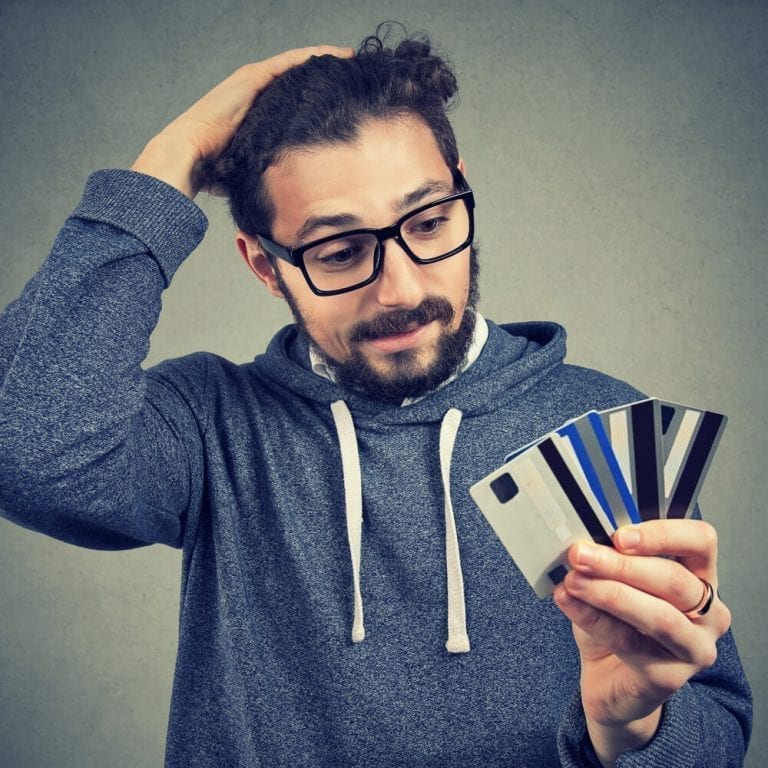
[372,238,426,308]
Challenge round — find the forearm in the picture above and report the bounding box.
[0,170,208,547]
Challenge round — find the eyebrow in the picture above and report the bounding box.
[293,178,455,245]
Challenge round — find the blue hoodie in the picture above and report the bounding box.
[0,170,752,767]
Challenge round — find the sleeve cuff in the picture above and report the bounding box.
[73,169,209,286]
[558,687,701,768]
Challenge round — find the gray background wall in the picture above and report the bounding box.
[0,0,765,765]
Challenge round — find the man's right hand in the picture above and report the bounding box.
[130,45,354,199]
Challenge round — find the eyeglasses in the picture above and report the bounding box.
[256,171,475,296]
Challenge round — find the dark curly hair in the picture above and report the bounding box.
[202,25,460,239]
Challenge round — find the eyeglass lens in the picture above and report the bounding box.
[302,197,471,293]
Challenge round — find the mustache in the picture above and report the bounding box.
[349,296,455,343]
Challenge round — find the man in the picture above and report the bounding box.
[0,32,752,767]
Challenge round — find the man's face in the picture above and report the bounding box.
[239,116,477,402]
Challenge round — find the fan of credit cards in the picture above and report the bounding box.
[470,398,726,598]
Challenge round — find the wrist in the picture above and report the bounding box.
[130,133,202,199]
[585,708,662,768]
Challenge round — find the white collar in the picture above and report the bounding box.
[309,312,489,405]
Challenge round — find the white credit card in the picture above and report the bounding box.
[471,436,611,598]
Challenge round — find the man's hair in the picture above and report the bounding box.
[202,26,460,238]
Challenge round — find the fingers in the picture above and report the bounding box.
[566,526,731,634]
[554,587,704,706]
[197,45,352,112]
[233,45,355,87]
[567,539,710,614]
[553,519,731,668]
[199,45,355,130]
[554,587,646,661]
[556,571,725,667]
[262,44,355,77]
[613,519,718,579]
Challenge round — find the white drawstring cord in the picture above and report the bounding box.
[330,401,470,652]
[440,408,471,653]
[331,400,365,643]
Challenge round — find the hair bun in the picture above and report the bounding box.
[356,23,457,106]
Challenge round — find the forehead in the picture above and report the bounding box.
[264,116,453,241]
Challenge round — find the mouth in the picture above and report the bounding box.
[348,297,455,357]
[364,322,432,354]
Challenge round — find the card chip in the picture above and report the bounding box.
[490,473,518,503]
[548,564,569,586]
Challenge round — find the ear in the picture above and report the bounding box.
[457,157,466,176]
[236,232,285,299]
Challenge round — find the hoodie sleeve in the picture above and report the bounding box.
[557,628,752,767]
[0,170,209,549]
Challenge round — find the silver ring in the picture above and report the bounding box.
[683,578,715,618]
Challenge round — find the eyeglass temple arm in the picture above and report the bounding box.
[255,234,298,266]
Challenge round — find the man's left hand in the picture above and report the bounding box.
[553,519,731,767]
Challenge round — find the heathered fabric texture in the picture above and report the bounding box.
[0,170,752,767]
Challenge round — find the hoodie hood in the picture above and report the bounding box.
[251,319,567,423]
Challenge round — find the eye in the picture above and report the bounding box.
[308,239,372,272]
[407,214,449,238]
[319,246,359,265]
[413,216,446,233]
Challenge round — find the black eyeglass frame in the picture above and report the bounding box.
[255,171,476,296]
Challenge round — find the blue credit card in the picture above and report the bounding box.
[557,413,641,527]
[599,399,664,522]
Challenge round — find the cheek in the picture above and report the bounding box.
[439,256,472,322]
[299,296,364,353]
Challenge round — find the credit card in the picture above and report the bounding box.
[557,413,640,528]
[658,400,727,518]
[599,399,664,522]
[471,437,612,597]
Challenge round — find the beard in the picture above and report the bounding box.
[276,245,480,404]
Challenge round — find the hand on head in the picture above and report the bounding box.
[130,45,354,198]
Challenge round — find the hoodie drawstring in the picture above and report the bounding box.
[439,408,471,653]
[330,400,366,643]
[330,400,469,653]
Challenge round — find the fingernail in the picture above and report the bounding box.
[575,543,599,568]
[568,572,589,590]
[553,585,571,606]
[616,527,641,550]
